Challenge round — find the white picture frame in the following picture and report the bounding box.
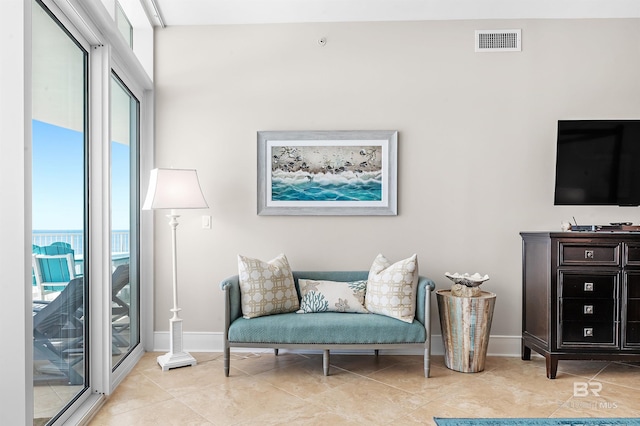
[257,130,398,216]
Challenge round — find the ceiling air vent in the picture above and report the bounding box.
[475,29,521,52]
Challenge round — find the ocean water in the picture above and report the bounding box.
[271,170,382,201]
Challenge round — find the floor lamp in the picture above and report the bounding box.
[143,168,209,371]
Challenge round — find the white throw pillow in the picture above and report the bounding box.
[297,279,368,314]
[237,253,299,319]
[365,253,419,323]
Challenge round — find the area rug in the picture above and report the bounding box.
[433,418,638,426]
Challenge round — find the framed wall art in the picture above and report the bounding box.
[257,130,398,216]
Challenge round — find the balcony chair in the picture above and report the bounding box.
[33,277,85,385]
[32,252,76,301]
[32,241,74,255]
[111,264,131,352]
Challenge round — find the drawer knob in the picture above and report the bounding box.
[584,305,594,314]
[584,327,594,337]
[584,282,594,292]
[585,250,594,259]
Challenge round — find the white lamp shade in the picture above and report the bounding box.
[143,168,209,210]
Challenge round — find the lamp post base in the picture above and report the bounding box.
[157,351,197,371]
[157,315,197,371]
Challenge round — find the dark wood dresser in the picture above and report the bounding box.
[521,231,640,378]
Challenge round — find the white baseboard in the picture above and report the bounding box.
[153,332,523,357]
[152,331,224,352]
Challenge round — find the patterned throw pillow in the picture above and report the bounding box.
[237,253,299,319]
[297,279,369,314]
[365,253,419,323]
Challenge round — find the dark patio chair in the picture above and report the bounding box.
[33,277,85,385]
[111,264,131,353]
[112,264,130,320]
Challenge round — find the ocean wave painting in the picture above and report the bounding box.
[272,170,382,201]
[270,145,383,202]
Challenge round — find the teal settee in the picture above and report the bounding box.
[220,271,435,377]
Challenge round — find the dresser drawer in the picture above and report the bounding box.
[559,272,617,298]
[559,242,620,266]
[561,299,615,321]
[625,243,640,266]
[626,321,640,346]
[627,300,640,322]
[627,272,640,298]
[560,321,616,346]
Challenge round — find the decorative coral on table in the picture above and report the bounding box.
[445,272,490,297]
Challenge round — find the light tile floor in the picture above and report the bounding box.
[88,351,640,425]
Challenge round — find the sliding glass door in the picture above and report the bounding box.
[28,0,149,422]
[32,0,88,422]
[110,74,140,368]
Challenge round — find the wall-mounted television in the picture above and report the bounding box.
[554,120,640,206]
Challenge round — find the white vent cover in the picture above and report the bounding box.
[475,29,521,52]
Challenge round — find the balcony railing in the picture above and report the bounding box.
[32,230,130,255]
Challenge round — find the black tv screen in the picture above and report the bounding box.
[554,120,640,206]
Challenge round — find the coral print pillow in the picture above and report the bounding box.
[365,253,419,323]
[297,279,368,314]
[237,253,299,319]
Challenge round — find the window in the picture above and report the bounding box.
[115,2,133,48]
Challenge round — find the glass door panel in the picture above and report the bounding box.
[32,0,88,422]
[110,74,140,368]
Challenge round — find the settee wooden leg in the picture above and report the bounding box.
[224,346,230,377]
[274,348,279,356]
[323,349,330,376]
[424,347,430,378]
[374,349,379,356]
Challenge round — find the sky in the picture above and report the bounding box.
[32,119,131,231]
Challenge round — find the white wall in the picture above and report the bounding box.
[153,19,640,354]
[1,0,31,423]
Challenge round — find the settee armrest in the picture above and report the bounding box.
[220,275,242,324]
[415,276,435,328]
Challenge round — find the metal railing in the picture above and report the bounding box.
[32,231,130,255]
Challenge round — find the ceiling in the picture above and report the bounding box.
[144,0,640,27]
